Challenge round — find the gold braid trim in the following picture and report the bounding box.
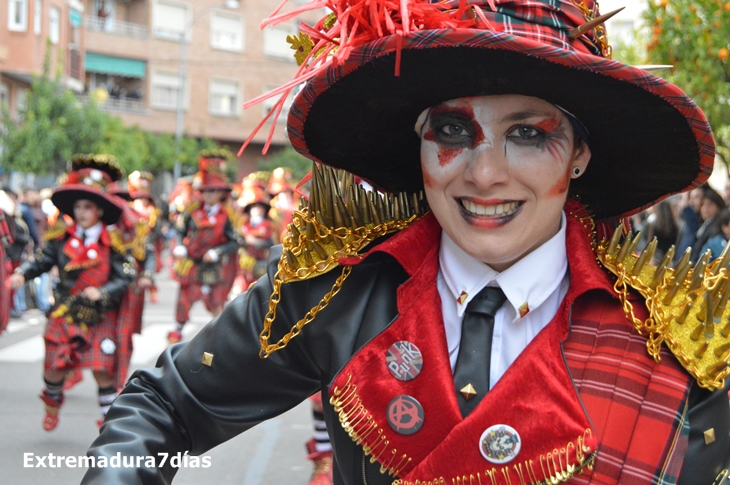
[259,163,427,358]
[109,230,128,255]
[131,219,150,261]
[332,376,596,485]
[44,219,68,241]
[597,224,730,390]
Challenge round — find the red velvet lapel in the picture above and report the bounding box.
[329,201,620,484]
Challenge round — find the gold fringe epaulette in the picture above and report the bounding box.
[44,219,67,241]
[109,230,128,255]
[259,163,427,358]
[597,224,730,390]
[184,200,201,215]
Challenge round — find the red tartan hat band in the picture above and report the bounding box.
[248,0,715,220]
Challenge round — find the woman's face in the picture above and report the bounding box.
[419,95,591,271]
[700,198,721,221]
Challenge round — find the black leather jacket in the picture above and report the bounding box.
[82,244,730,485]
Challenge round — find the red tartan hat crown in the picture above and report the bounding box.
[193,150,232,192]
[243,0,715,220]
[52,154,126,225]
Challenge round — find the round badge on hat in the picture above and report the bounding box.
[386,341,423,381]
[479,424,521,464]
[386,395,424,435]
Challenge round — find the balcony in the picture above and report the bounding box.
[84,16,149,39]
[76,94,148,115]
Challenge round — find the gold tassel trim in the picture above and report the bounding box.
[330,375,413,477]
[391,439,595,485]
[597,223,730,390]
[259,163,426,358]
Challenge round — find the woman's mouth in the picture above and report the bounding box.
[457,199,523,228]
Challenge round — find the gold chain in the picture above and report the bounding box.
[259,264,352,358]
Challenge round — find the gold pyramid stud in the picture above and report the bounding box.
[458,291,468,305]
[704,428,715,445]
[460,384,477,401]
[202,352,214,367]
[519,302,530,318]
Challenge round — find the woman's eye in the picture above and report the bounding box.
[510,126,541,139]
[439,124,467,137]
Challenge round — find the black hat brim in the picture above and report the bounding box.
[51,186,124,225]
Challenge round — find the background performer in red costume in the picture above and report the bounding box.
[10,154,134,431]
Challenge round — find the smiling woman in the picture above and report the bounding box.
[84,1,729,485]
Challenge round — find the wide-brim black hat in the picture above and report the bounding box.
[51,185,124,226]
[252,1,715,220]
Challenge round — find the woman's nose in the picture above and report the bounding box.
[463,144,510,188]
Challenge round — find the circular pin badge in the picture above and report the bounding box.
[208,216,217,224]
[386,395,424,435]
[386,341,423,381]
[87,249,98,259]
[100,338,116,355]
[479,424,521,464]
[70,239,80,248]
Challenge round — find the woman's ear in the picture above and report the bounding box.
[571,140,592,178]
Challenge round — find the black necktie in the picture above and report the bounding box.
[453,286,507,417]
[80,231,86,245]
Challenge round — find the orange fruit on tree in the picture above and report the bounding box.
[720,48,729,60]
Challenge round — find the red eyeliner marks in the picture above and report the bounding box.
[534,116,560,133]
[423,128,464,167]
[429,104,485,149]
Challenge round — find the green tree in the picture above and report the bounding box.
[0,42,108,174]
[643,0,730,164]
[256,147,312,182]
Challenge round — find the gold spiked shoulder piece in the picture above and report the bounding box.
[259,163,427,358]
[597,225,730,390]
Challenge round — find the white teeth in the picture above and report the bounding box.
[462,200,518,217]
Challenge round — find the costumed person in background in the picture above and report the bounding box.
[168,151,239,345]
[85,1,730,484]
[233,172,275,298]
[0,190,15,334]
[127,171,163,305]
[107,180,156,391]
[268,167,300,241]
[9,154,134,431]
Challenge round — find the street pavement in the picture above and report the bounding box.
[0,269,314,485]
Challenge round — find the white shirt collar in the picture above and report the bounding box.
[204,203,221,215]
[439,211,568,319]
[76,222,103,244]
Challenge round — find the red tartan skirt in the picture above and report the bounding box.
[0,257,9,333]
[44,309,119,375]
[175,279,228,324]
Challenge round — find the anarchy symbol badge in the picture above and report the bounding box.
[386,395,424,435]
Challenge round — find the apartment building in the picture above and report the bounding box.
[1,0,320,176]
[1,0,84,118]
